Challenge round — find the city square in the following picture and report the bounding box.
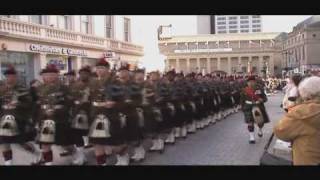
[0,15,319,166]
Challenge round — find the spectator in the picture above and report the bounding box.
[282,74,303,112]
[274,76,320,165]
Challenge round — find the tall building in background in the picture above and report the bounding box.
[197,15,262,34]
[282,15,320,75]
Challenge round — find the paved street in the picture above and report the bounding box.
[0,93,285,165]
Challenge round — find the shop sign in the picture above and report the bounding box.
[104,51,115,58]
[30,44,87,56]
[174,48,232,53]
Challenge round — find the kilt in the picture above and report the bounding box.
[143,105,163,134]
[184,101,196,123]
[88,107,125,146]
[242,104,270,124]
[172,101,186,127]
[194,98,205,121]
[123,107,143,142]
[0,111,36,144]
[35,107,74,146]
[159,103,174,131]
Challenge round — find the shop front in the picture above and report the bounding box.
[0,51,35,87]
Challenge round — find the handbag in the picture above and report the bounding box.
[259,133,292,166]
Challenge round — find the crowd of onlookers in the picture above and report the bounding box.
[273,73,320,165]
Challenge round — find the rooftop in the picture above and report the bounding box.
[159,32,283,43]
[295,15,320,29]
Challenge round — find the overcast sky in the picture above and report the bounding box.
[130,15,312,72]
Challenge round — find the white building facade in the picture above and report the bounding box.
[0,15,144,86]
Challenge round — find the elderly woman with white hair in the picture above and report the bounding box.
[274,76,320,165]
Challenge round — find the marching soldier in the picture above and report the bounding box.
[130,68,147,161]
[240,75,270,144]
[88,58,128,166]
[171,72,188,138]
[63,70,76,86]
[146,71,166,152]
[67,66,93,165]
[0,66,35,165]
[116,65,143,164]
[32,64,73,165]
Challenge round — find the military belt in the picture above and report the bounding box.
[92,101,107,107]
[2,104,17,110]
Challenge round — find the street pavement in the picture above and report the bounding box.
[0,93,285,165]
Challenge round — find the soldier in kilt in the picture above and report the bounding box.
[184,73,197,133]
[240,75,270,144]
[32,64,73,165]
[116,65,143,164]
[67,66,92,165]
[171,72,188,138]
[0,66,36,165]
[88,59,127,165]
[130,68,148,161]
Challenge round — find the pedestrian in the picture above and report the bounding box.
[282,74,303,112]
[240,75,270,144]
[274,76,320,165]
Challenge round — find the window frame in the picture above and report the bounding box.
[80,15,93,34]
[57,15,73,30]
[29,15,45,25]
[105,15,114,38]
[124,17,131,42]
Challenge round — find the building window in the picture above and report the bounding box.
[240,25,249,28]
[218,30,227,34]
[241,29,249,33]
[29,15,44,24]
[240,16,249,19]
[217,21,226,25]
[229,30,238,33]
[229,21,237,24]
[252,20,261,23]
[252,24,261,28]
[229,25,237,29]
[240,20,249,24]
[218,26,226,30]
[229,16,237,20]
[313,34,316,38]
[1,15,19,19]
[81,15,92,34]
[105,15,113,38]
[252,15,260,18]
[124,17,131,42]
[57,15,72,30]
[217,17,226,20]
[252,29,261,32]
[302,45,305,60]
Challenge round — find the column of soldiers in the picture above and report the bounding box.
[0,58,246,166]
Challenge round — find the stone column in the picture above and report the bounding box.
[33,53,47,80]
[72,56,82,73]
[187,58,191,73]
[238,56,242,73]
[227,57,231,75]
[259,56,264,77]
[176,59,180,72]
[196,58,200,73]
[248,56,252,73]
[207,58,211,73]
[217,57,221,71]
